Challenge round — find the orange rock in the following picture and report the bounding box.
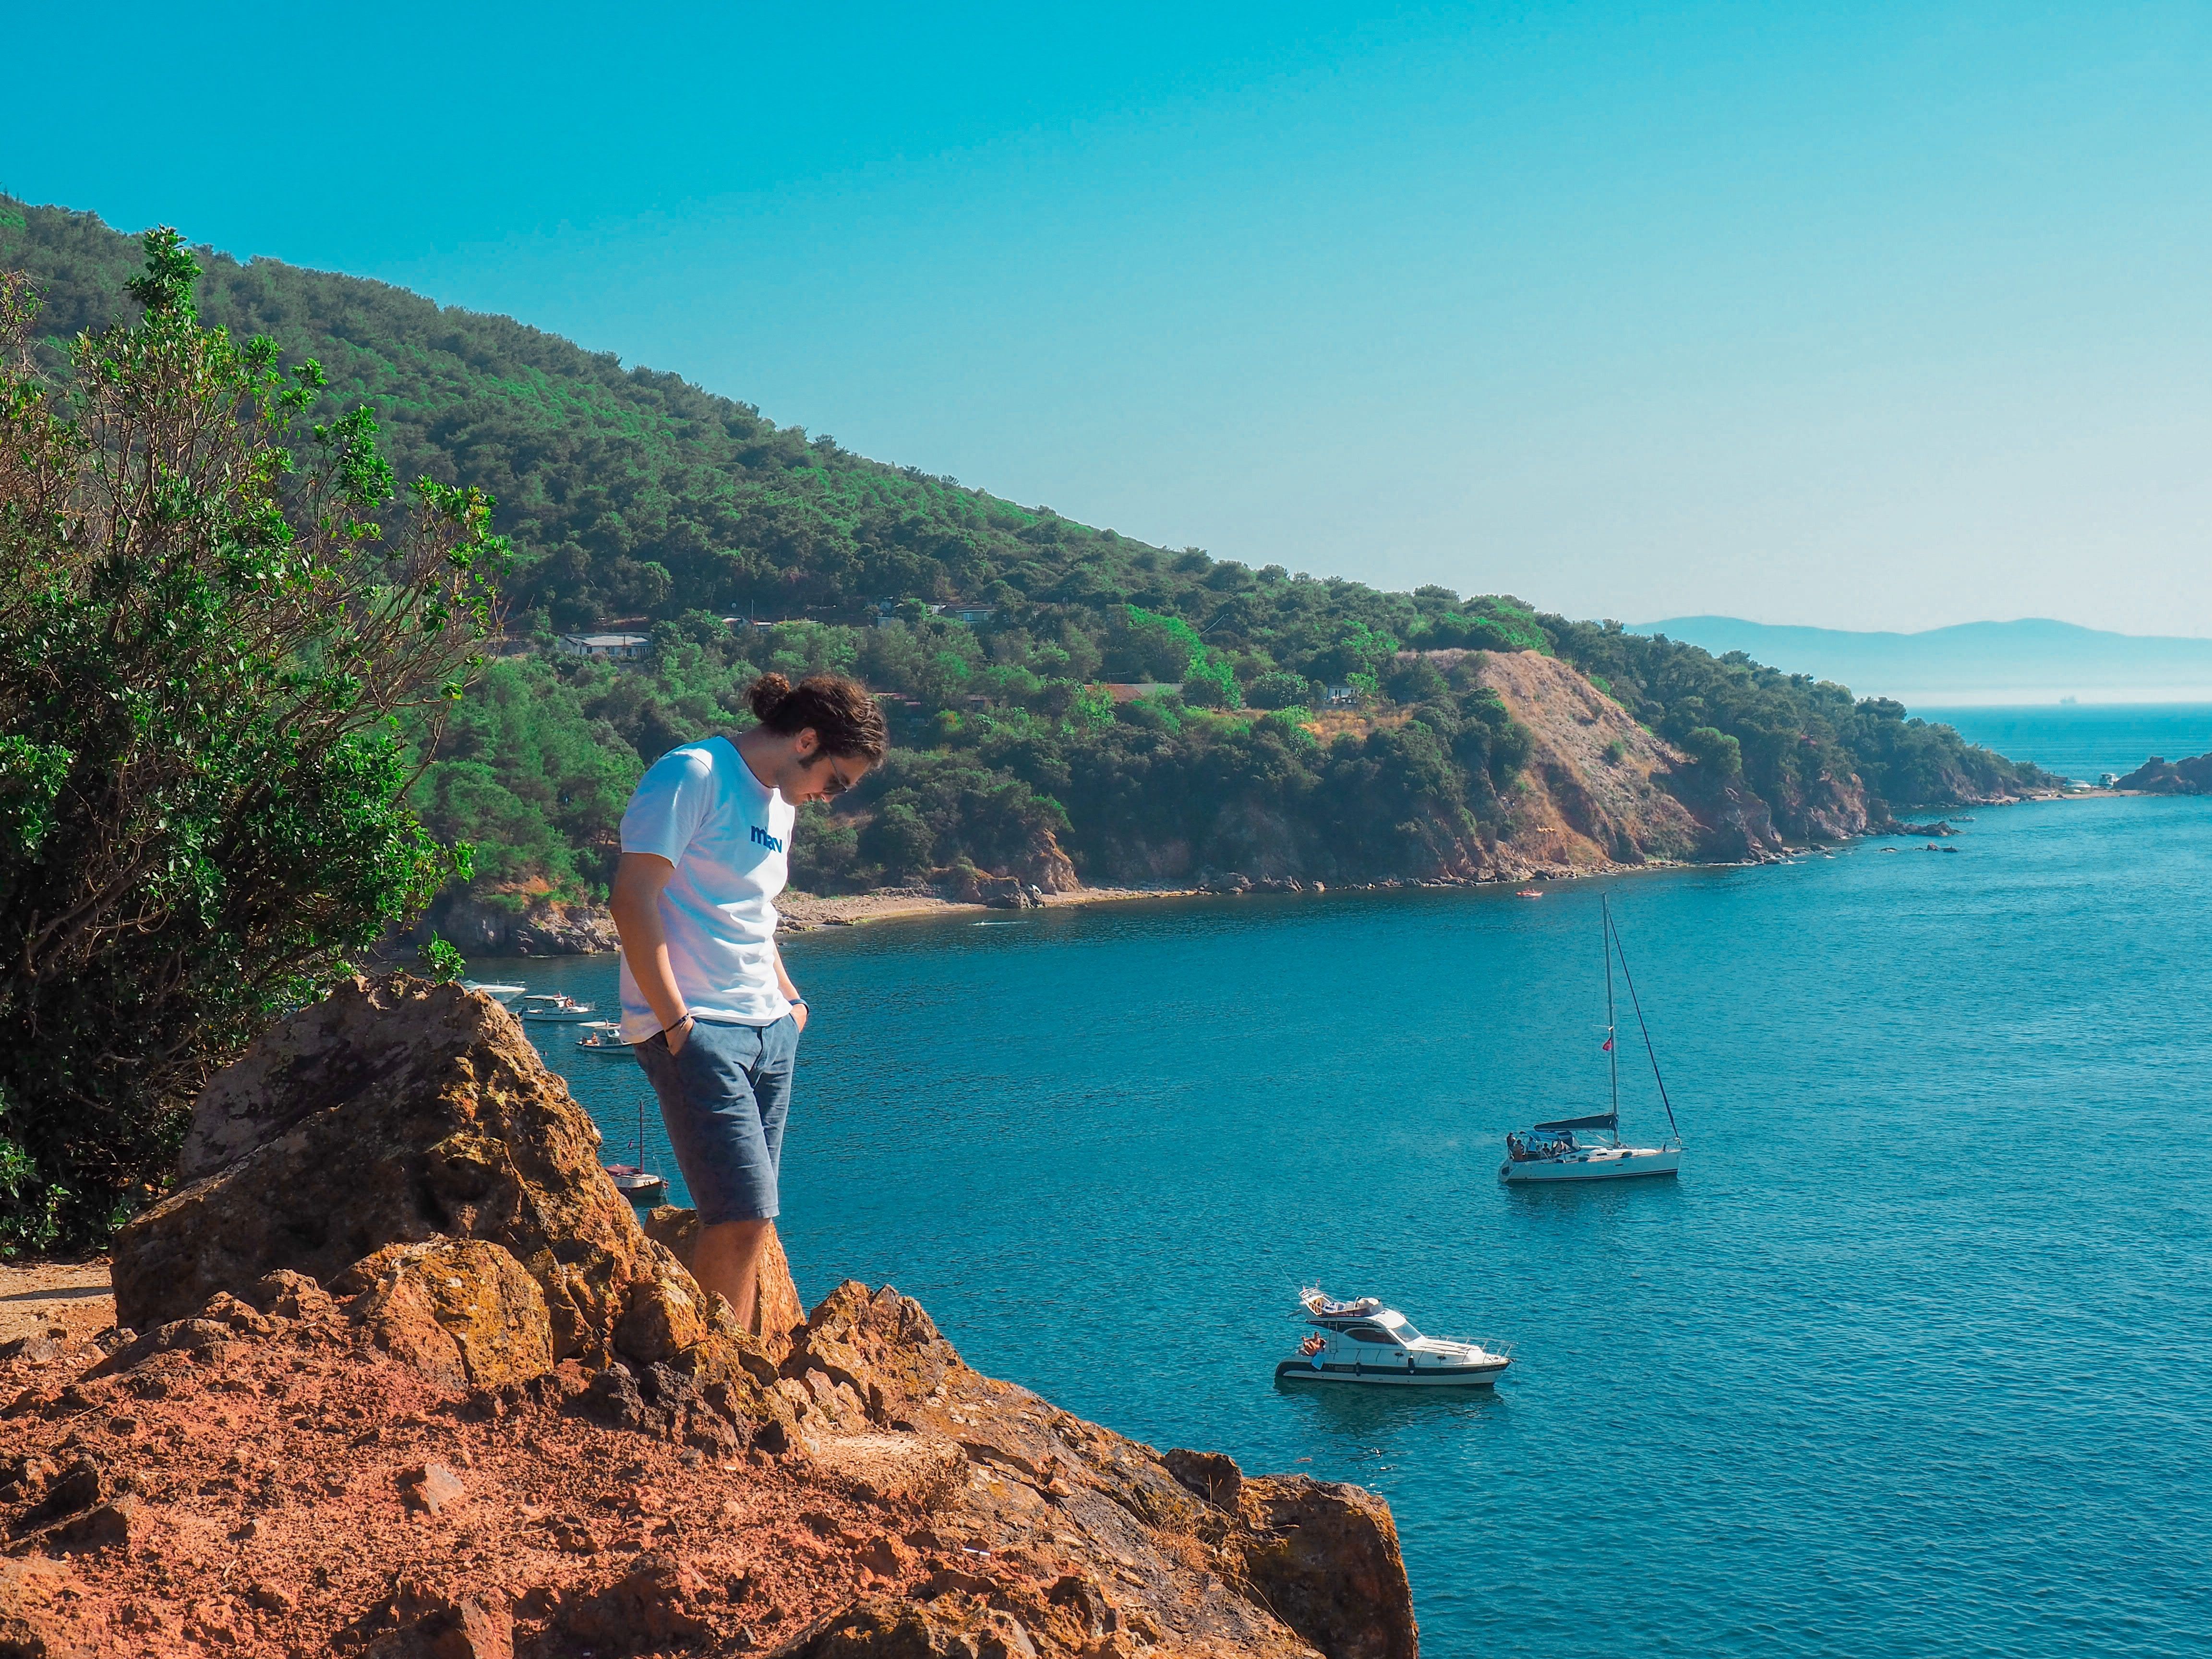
[613,1250,708,1364]
[641,1205,805,1362]
[1240,1473,1419,1659]
[336,1238,553,1391]
[113,975,674,1367]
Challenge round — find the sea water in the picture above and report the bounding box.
[515,789,2211,1657]
[1921,701,2212,784]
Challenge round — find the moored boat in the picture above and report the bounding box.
[1501,894,1683,1184]
[604,1164,667,1202]
[1275,1288,1510,1387]
[519,993,597,1022]
[462,980,527,1002]
[574,1021,631,1057]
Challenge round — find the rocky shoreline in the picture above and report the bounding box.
[393,650,2081,959]
[0,976,1414,1657]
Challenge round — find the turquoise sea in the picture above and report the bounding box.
[513,707,2211,1658]
[1920,701,2212,784]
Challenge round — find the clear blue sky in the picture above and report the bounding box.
[7,1,2210,635]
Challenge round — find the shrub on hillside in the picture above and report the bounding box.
[0,235,501,1245]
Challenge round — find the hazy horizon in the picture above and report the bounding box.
[8,3,2208,637]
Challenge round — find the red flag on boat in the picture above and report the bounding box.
[1601,1035,1614,1051]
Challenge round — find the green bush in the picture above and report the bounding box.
[1245,671,1309,709]
[0,236,498,1246]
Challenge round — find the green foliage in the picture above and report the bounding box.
[416,935,466,984]
[0,233,498,1247]
[1541,620,2057,829]
[0,1105,63,1259]
[1245,671,1310,709]
[1681,725,1744,776]
[0,200,2051,992]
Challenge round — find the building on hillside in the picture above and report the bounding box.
[1322,685,1358,707]
[1096,682,1178,704]
[558,632,651,661]
[868,598,967,626]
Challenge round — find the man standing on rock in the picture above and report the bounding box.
[611,672,887,1329]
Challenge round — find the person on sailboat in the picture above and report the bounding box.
[611,672,888,1332]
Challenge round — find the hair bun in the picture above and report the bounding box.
[746,672,793,721]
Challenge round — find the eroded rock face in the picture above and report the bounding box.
[334,1238,553,1392]
[1243,1474,1419,1659]
[115,975,649,1362]
[1473,649,1775,871]
[411,890,619,957]
[642,1205,806,1362]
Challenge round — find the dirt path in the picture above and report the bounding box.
[0,1257,115,1346]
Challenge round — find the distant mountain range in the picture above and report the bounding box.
[1632,618,2212,705]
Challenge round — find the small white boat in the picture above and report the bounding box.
[1275,1289,1510,1387]
[519,993,597,1022]
[604,1164,667,1202]
[573,1021,632,1057]
[462,980,527,1001]
[1502,894,1683,1184]
[602,1074,668,1205]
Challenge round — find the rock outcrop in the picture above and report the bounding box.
[2116,752,2212,794]
[116,977,709,1370]
[26,975,1415,1657]
[411,890,619,955]
[643,1204,806,1363]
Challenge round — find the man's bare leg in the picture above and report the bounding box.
[692,1218,772,1332]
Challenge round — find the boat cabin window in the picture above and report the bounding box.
[1342,1324,1399,1345]
[1379,1314,1423,1340]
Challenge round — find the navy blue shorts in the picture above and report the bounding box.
[633,1014,800,1226]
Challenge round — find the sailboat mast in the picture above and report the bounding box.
[1610,904,1683,1144]
[1603,893,1619,1143]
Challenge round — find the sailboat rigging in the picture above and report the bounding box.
[1500,893,1683,1183]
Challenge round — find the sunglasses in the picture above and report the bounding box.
[818,757,860,799]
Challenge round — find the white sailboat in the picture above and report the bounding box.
[1501,894,1683,1183]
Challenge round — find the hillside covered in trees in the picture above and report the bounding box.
[0,199,2057,911]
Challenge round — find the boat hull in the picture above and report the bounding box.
[1500,1147,1680,1182]
[1276,1358,1509,1387]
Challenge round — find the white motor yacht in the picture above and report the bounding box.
[462,980,527,1002]
[1502,894,1683,1185]
[1276,1289,1510,1387]
[519,993,597,1022]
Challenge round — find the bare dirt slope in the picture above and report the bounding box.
[1467,651,1709,872]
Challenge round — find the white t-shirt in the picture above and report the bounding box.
[617,737,796,1040]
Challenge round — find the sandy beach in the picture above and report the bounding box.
[777,882,1201,930]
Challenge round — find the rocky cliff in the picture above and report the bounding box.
[1467,651,1786,871]
[1,978,1416,1658]
[2115,752,2212,794]
[409,891,620,957]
